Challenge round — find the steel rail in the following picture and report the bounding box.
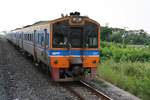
[65,86,84,100]
[80,80,113,100]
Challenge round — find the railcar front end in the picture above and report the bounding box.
[49,12,100,81]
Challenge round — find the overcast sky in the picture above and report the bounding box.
[0,0,149,34]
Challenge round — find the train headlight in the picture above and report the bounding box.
[78,18,82,22]
[72,17,82,23]
[73,18,76,22]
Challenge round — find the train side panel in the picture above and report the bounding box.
[32,24,51,65]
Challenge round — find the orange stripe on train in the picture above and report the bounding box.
[50,56,99,68]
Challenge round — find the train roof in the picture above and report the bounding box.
[32,21,49,25]
[10,12,100,31]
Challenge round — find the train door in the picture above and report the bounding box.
[43,29,48,60]
[17,33,19,46]
[33,30,37,61]
[21,32,23,48]
[21,32,23,49]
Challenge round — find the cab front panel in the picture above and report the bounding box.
[48,14,100,81]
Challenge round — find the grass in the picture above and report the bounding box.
[97,60,150,100]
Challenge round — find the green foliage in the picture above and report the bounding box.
[98,42,150,100]
[98,61,150,100]
[100,42,150,62]
[100,26,112,41]
[100,26,150,45]
[110,31,123,43]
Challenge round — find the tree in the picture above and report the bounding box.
[101,26,112,41]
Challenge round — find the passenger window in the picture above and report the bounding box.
[31,34,33,41]
[27,34,28,40]
[41,34,44,46]
[44,29,49,46]
[38,33,40,44]
[29,34,31,41]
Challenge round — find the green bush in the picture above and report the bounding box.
[100,42,150,62]
[98,61,150,100]
[98,42,150,99]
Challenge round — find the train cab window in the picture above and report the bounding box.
[53,32,67,48]
[84,24,98,48]
[69,27,83,48]
[86,30,98,48]
[52,22,68,48]
[52,21,98,48]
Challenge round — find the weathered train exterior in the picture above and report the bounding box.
[6,12,100,81]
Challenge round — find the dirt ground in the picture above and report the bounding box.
[0,38,77,100]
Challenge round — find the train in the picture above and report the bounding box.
[6,12,100,81]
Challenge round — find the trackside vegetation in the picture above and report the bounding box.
[97,42,150,100]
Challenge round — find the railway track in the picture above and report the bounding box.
[61,81,113,100]
[64,85,85,100]
[80,80,113,100]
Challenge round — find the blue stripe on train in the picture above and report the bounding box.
[48,50,100,56]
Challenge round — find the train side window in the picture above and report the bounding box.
[29,34,31,41]
[38,33,40,44]
[27,34,28,40]
[26,34,27,40]
[27,34,29,41]
[30,34,32,41]
[29,34,30,41]
[44,29,49,46]
[40,33,43,46]
[24,34,25,40]
[28,34,29,41]
[25,34,26,40]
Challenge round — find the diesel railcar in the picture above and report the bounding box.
[6,12,100,81]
